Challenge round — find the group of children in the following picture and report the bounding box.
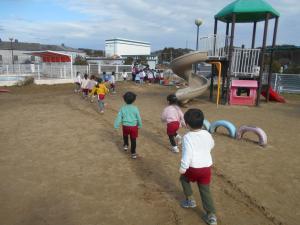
[75,72,217,224]
[132,67,164,85]
[74,72,115,113]
[113,91,217,225]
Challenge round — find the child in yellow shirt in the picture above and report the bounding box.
[93,78,109,113]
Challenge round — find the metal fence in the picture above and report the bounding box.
[269,74,300,94]
[231,48,261,77]
[0,63,132,81]
[198,34,230,58]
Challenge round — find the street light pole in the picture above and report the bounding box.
[195,18,203,50]
[194,18,203,73]
[9,38,14,72]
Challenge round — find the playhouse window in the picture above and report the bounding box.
[237,87,250,96]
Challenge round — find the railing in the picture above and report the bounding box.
[231,48,261,77]
[198,34,230,58]
[0,63,133,81]
[262,73,300,94]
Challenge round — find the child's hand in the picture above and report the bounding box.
[179,167,186,174]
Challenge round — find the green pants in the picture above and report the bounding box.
[180,175,216,214]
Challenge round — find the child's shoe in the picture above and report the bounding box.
[171,146,179,153]
[203,213,217,225]
[123,145,128,151]
[180,199,197,208]
[175,134,182,145]
[131,153,137,159]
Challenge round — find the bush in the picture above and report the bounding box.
[16,76,35,86]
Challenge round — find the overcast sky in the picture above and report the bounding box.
[0,0,299,51]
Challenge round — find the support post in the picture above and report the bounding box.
[226,14,236,104]
[266,17,279,101]
[70,55,73,79]
[251,22,257,49]
[210,18,218,101]
[256,13,270,106]
[38,65,40,79]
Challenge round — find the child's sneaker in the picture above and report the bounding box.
[123,145,128,151]
[171,146,179,153]
[180,199,197,208]
[203,213,217,225]
[131,153,137,159]
[175,134,182,145]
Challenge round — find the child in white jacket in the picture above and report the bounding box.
[179,108,217,225]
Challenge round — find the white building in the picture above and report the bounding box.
[105,38,150,57]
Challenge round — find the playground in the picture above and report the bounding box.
[0,0,300,225]
[0,83,299,225]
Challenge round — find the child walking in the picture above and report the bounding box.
[110,72,116,93]
[114,92,142,159]
[179,108,217,225]
[81,73,89,99]
[93,78,109,113]
[161,94,185,153]
[74,72,82,93]
[87,75,97,102]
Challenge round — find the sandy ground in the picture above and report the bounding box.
[0,82,299,225]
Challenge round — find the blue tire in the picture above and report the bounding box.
[209,120,237,138]
[203,119,211,131]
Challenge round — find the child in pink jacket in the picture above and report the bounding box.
[161,94,186,153]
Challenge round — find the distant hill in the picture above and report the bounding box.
[152,47,192,64]
[78,48,104,57]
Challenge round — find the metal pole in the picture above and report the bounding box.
[226,14,236,104]
[9,38,14,73]
[251,22,257,49]
[196,25,200,50]
[194,24,200,74]
[266,17,279,101]
[256,13,270,106]
[210,19,218,101]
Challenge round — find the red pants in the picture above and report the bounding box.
[98,94,105,100]
[184,167,211,185]
[122,125,138,139]
[167,121,180,136]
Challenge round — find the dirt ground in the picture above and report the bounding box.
[0,82,299,225]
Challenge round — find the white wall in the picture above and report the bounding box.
[105,39,151,57]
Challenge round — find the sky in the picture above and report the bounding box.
[0,0,299,51]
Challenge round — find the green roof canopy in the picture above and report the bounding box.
[215,0,280,23]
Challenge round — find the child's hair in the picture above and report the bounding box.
[112,71,115,75]
[184,108,204,129]
[167,94,178,105]
[103,71,106,75]
[98,78,103,83]
[90,75,95,80]
[123,92,137,104]
[84,73,88,79]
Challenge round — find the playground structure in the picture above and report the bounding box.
[171,52,209,103]
[203,118,268,147]
[230,80,258,106]
[237,125,268,146]
[171,0,285,106]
